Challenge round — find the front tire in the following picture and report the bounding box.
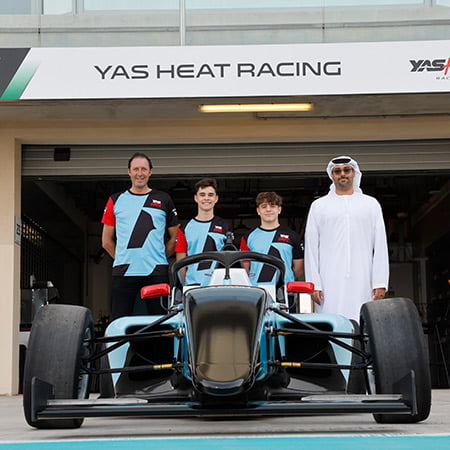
[360,298,431,423]
[23,304,94,428]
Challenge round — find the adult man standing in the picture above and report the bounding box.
[304,156,389,321]
[102,152,179,319]
[175,178,232,285]
[240,191,304,285]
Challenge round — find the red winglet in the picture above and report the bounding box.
[141,283,170,299]
[286,281,315,294]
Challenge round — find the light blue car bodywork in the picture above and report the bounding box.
[105,268,354,392]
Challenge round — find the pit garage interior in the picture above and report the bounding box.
[20,137,450,389]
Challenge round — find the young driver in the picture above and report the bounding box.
[175,178,232,285]
[240,191,304,286]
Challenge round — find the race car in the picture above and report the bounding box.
[23,250,431,429]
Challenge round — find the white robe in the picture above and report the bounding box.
[305,191,389,321]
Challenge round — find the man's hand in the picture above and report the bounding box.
[312,290,323,305]
[372,288,387,300]
[102,224,116,259]
[165,224,180,257]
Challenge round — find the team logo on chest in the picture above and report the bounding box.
[150,199,162,208]
[277,233,290,243]
[212,225,223,233]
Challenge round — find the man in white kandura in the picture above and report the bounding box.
[304,156,389,321]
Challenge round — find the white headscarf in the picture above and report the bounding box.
[326,155,362,193]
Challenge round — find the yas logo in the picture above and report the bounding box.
[410,58,450,74]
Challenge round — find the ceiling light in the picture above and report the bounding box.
[199,103,313,113]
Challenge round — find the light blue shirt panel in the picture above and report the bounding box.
[184,220,227,285]
[246,228,276,285]
[272,242,295,283]
[113,192,168,275]
[245,229,294,284]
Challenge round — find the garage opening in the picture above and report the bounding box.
[21,142,450,388]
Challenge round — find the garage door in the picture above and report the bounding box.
[22,140,450,177]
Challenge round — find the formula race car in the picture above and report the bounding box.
[23,250,431,429]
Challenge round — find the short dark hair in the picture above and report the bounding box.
[194,178,218,194]
[256,191,282,207]
[128,152,153,169]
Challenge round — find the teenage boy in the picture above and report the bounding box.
[175,178,232,285]
[240,191,304,285]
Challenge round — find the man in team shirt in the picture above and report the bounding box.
[240,191,304,286]
[175,178,232,285]
[101,152,179,318]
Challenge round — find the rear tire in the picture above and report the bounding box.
[360,298,431,423]
[23,304,94,428]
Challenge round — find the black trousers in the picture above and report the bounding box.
[110,274,169,320]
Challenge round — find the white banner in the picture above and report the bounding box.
[3,40,450,100]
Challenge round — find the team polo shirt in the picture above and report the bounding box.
[240,226,304,285]
[175,216,232,285]
[101,189,178,277]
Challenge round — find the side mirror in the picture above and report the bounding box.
[286,281,315,294]
[141,283,170,299]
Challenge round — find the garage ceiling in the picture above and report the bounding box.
[3,92,450,121]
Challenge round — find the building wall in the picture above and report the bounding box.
[0,5,449,48]
[0,136,21,395]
